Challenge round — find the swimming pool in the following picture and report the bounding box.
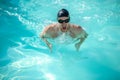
[0,0,120,80]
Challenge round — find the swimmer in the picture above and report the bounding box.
[40,9,88,52]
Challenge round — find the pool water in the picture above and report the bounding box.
[0,0,120,80]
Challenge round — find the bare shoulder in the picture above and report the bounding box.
[69,24,88,38]
[44,24,56,32]
[70,24,83,32]
[41,23,58,35]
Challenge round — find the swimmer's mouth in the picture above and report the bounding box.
[63,26,66,30]
[61,26,67,32]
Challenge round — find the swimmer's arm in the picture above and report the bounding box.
[75,37,86,51]
[75,31,88,51]
[40,33,52,52]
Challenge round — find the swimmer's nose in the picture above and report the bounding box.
[63,22,66,24]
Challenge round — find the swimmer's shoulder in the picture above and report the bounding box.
[44,23,58,32]
[69,23,83,31]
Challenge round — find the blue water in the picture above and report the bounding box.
[0,0,120,80]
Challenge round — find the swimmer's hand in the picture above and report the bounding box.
[75,42,81,51]
[75,38,86,51]
[47,42,52,52]
[41,36,52,52]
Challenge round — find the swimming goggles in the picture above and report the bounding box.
[58,18,70,23]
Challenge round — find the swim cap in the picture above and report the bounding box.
[57,9,69,17]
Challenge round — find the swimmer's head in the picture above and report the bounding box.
[57,9,69,17]
[57,9,70,23]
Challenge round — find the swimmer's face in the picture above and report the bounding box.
[58,17,70,24]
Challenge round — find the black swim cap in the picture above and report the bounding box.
[57,9,69,17]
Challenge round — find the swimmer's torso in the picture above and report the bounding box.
[46,23,82,44]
